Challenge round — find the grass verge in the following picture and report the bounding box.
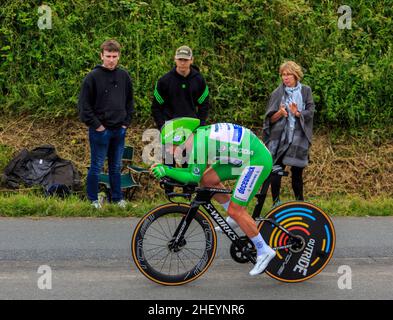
[0,193,391,218]
[0,194,161,218]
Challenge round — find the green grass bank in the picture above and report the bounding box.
[0,192,391,218]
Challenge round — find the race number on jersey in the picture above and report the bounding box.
[209,123,244,145]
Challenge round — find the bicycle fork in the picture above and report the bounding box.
[167,202,200,252]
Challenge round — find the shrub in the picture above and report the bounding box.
[0,0,392,130]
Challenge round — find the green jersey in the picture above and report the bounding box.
[163,123,273,206]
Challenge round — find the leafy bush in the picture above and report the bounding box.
[0,0,392,130]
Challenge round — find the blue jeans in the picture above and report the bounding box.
[87,127,126,202]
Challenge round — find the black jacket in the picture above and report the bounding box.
[151,66,209,129]
[1,145,81,191]
[78,65,134,129]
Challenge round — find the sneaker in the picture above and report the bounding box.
[91,200,102,209]
[116,200,127,209]
[215,216,240,233]
[249,247,276,276]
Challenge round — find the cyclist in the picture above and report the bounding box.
[151,117,276,276]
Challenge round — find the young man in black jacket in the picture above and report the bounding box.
[152,45,209,169]
[78,39,134,209]
[152,45,209,130]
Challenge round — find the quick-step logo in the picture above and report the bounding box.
[234,166,263,202]
[237,167,255,195]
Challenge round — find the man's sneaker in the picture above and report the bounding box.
[249,247,276,276]
[91,200,102,209]
[116,200,127,209]
[215,216,240,233]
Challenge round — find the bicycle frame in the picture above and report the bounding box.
[167,180,301,264]
[168,187,257,264]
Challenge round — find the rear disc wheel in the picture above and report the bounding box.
[258,201,336,283]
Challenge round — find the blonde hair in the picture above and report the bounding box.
[279,61,303,81]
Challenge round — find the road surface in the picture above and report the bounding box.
[0,217,392,300]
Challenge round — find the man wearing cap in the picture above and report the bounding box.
[152,45,209,130]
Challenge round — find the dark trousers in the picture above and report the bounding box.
[87,127,126,202]
[271,157,304,203]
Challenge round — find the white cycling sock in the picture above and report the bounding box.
[251,234,269,257]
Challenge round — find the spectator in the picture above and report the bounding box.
[78,39,134,209]
[152,45,209,129]
[263,61,315,206]
[152,45,209,127]
[152,45,209,169]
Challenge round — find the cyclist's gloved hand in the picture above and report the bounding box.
[151,164,167,180]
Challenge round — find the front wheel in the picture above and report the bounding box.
[131,203,217,286]
[258,201,336,283]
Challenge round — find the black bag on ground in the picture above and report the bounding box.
[1,145,81,195]
[45,183,71,198]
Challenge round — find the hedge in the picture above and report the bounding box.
[1,0,392,129]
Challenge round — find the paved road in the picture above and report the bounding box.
[0,217,392,300]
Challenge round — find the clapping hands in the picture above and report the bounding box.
[279,104,288,118]
[289,102,298,116]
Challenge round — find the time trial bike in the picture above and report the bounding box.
[131,168,336,286]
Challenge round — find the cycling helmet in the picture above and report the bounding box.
[160,117,200,145]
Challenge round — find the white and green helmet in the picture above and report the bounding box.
[160,117,200,145]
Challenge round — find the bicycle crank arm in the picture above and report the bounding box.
[273,244,294,251]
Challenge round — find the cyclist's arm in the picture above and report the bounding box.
[152,163,205,185]
[163,165,202,184]
[151,128,209,184]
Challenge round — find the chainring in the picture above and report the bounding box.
[230,236,256,263]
